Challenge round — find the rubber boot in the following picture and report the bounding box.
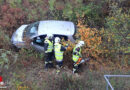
[56,65,61,74]
[73,68,77,74]
[48,61,53,68]
[45,61,49,70]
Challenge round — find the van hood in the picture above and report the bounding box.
[11,25,28,43]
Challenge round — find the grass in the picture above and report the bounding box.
[1,46,129,90]
[2,57,130,90]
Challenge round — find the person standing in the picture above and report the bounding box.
[54,37,68,73]
[72,41,85,74]
[44,34,54,69]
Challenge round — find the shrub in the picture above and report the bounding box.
[0,49,18,71]
[0,4,27,36]
[76,19,102,59]
[0,28,10,49]
[102,2,130,66]
[21,0,49,22]
[18,48,44,67]
[74,2,103,27]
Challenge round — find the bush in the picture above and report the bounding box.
[0,49,18,71]
[0,28,10,49]
[74,2,103,27]
[101,2,130,65]
[76,19,102,59]
[0,4,27,36]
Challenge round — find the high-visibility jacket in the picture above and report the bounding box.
[44,39,53,53]
[72,46,81,63]
[54,43,63,62]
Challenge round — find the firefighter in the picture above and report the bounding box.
[54,37,68,73]
[44,34,54,69]
[72,41,85,74]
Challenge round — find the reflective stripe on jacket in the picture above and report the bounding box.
[45,39,53,53]
[72,46,81,62]
[54,43,63,61]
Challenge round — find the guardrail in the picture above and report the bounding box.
[0,86,7,89]
[104,75,130,90]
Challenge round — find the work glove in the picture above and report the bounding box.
[65,44,69,47]
[65,44,69,49]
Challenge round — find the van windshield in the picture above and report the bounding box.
[24,22,39,38]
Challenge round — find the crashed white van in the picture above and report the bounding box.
[11,20,76,52]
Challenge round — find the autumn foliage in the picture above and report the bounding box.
[76,19,102,59]
[0,4,27,35]
[0,0,129,71]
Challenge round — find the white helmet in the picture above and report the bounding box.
[55,37,60,43]
[47,34,53,39]
[77,41,85,47]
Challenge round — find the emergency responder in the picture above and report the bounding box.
[54,37,68,73]
[72,41,85,74]
[44,34,54,69]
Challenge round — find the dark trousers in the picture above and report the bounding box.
[44,52,54,68]
[56,61,63,68]
[73,61,81,73]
